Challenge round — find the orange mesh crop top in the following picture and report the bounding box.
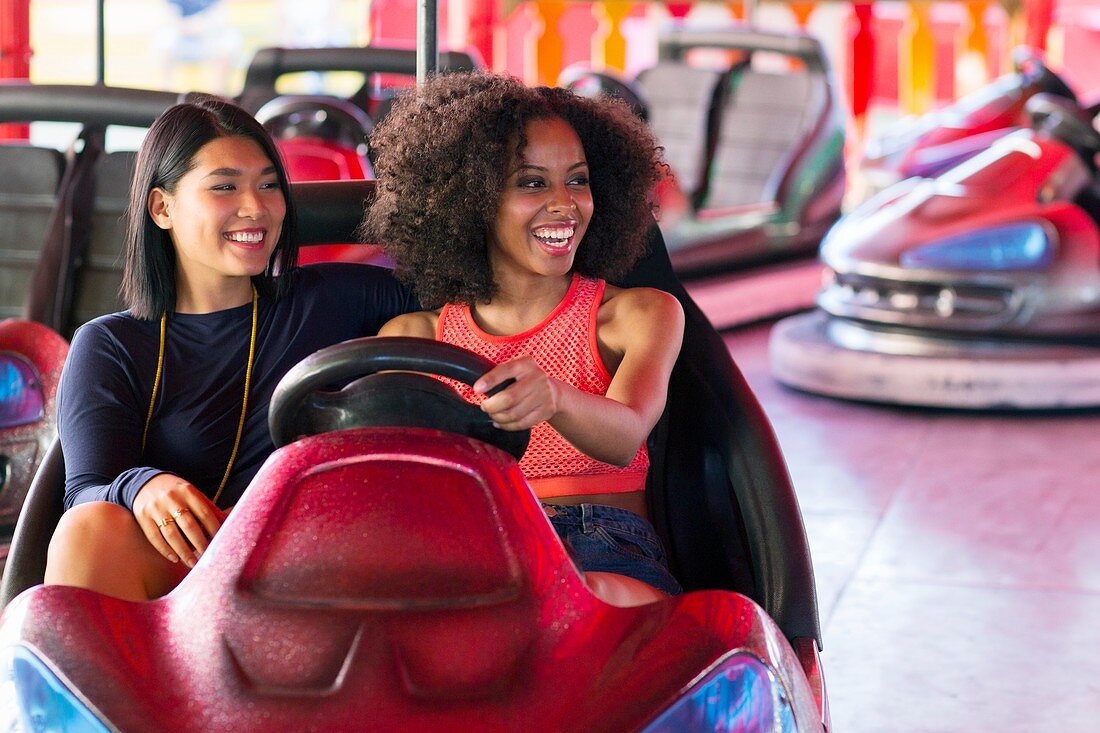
[437,273,649,498]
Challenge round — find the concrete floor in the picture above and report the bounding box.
[722,322,1100,733]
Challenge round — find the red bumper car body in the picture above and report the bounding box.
[836,134,1087,266]
[4,427,820,731]
[274,136,387,267]
[0,320,67,537]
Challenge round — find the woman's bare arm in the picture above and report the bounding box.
[475,287,683,466]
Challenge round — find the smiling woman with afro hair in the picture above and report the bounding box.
[362,72,665,308]
[369,72,684,608]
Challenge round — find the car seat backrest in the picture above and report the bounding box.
[620,224,821,647]
[634,62,727,204]
[68,150,135,334]
[0,145,65,321]
[0,437,63,608]
[703,69,826,211]
[276,137,371,182]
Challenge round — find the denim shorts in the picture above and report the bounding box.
[543,503,682,595]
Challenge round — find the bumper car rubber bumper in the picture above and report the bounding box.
[769,310,1100,409]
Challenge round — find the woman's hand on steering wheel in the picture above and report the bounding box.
[268,337,531,460]
[475,357,561,431]
[132,474,225,568]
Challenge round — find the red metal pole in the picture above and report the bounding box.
[465,0,496,70]
[666,3,692,21]
[849,1,874,126]
[1024,0,1054,51]
[0,0,31,139]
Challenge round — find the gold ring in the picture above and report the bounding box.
[157,516,175,528]
[171,507,188,520]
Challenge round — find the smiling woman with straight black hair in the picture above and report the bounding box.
[46,96,418,601]
[121,95,300,320]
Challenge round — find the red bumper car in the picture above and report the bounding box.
[856,47,1079,201]
[0,190,827,731]
[772,93,1100,409]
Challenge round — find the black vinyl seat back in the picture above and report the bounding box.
[704,68,827,211]
[0,438,63,605]
[0,145,65,321]
[67,150,137,333]
[634,62,728,206]
[0,84,180,337]
[0,181,821,650]
[622,225,820,645]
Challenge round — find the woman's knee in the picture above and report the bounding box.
[49,502,139,561]
[46,502,187,599]
[45,502,144,585]
[585,571,668,607]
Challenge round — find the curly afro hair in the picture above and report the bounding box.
[361,72,665,308]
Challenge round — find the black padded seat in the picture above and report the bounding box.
[634,62,727,204]
[237,46,482,117]
[622,226,819,644]
[0,439,63,603]
[703,69,827,211]
[67,150,136,333]
[0,145,65,321]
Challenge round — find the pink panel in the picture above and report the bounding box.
[370,0,450,45]
[560,4,599,74]
[871,6,901,103]
[1059,1,1100,98]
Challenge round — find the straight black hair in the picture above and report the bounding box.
[121,95,299,319]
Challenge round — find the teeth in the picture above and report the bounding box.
[533,225,575,244]
[226,231,263,244]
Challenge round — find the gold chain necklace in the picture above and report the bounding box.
[141,286,259,505]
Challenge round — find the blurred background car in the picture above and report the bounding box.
[855,46,1081,203]
[561,25,847,278]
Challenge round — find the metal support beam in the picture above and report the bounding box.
[96,0,105,84]
[416,0,439,85]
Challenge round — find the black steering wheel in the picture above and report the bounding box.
[268,336,530,460]
[1025,93,1100,162]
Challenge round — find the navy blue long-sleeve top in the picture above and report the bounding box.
[57,263,418,511]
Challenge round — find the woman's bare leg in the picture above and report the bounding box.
[585,571,668,607]
[45,502,189,601]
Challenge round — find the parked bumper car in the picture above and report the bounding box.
[0,183,827,731]
[257,94,389,266]
[564,27,846,276]
[857,47,1078,200]
[238,45,482,128]
[240,45,482,268]
[0,321,67,573]
[771,93,1100,409]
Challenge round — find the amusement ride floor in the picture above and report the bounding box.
[722,321,1100,732]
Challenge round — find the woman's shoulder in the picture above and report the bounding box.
[596,283,684,357]
[63,311,157,387]
[600,282,683,321]
[294,262,403,289]
[379,309,440,338]
[70,311,153,352]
